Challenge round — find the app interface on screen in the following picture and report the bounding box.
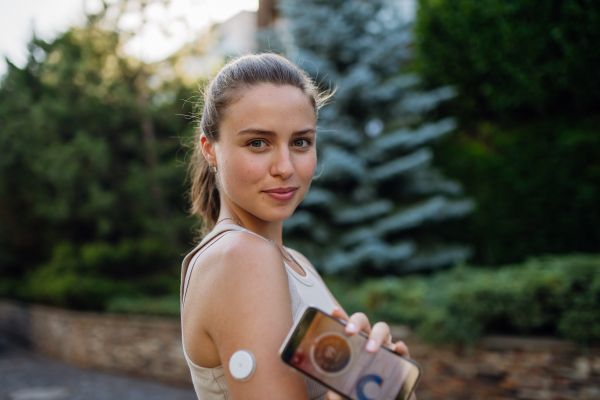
[290,312,411,400]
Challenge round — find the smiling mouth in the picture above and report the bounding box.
[263,187,298,201]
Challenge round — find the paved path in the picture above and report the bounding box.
[0,333,197,400]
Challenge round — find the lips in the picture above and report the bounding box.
[263,187,298,201]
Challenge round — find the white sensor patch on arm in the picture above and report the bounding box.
[229,350,256,381]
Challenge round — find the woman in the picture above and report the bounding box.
[181,53,412,400]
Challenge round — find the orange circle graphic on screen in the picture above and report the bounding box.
[311,333,351,374]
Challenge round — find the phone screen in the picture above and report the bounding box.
[281,307,421,400]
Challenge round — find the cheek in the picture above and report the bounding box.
[296,151,318,182]
[220,152,266,190]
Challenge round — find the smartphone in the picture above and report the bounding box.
[280,307,421,400]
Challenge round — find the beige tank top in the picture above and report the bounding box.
[180,224,336,400]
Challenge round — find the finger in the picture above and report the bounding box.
[331,307,349,322]
[325,391,344,400]
[393,340,410,358]
[365,321,391,353]
[345,312,371,336]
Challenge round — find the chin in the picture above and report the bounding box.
[256,205,298,223]
[264,210,296,223]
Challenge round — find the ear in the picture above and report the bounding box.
[200,133,217,167]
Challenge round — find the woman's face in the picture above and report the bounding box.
[204,83,317,223]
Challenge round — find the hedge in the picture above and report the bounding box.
[415,0,600,265]
[329,254,600,345]
[435,115,600,265]
[415,0,600,119]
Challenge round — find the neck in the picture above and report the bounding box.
[216,200,285,249]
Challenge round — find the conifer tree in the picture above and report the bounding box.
[0,1,197,308]
[276,0,474,276]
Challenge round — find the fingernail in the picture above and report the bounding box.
[366,339,378,352]
[346,323,358,333]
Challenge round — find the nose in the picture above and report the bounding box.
[270,146,294,180]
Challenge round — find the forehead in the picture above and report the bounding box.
[221,84,316,134]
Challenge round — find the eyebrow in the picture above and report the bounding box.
[236,128,316,136]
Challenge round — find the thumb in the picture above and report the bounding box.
[326,391,345,400]
[330,306,350,322]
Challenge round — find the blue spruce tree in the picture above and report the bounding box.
[274,0,474,277]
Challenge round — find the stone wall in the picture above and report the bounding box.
[406,335,600,400]
[0,300,191,385]
[1,300,599,398]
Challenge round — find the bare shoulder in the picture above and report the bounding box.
[187,232,309,399]
[192,231,287,322]
[202,231,283,276]
[186,231,283,296]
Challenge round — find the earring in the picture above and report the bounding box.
[211,164,218,173]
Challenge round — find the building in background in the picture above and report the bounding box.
[183,10,257,77]
[182,0,417,77]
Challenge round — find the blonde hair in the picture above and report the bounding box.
[188,53,333,234]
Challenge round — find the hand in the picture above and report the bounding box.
[324,308,416,400]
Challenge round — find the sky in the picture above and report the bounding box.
[0,0,259,76]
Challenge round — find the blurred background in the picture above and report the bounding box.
[1,0,600,396]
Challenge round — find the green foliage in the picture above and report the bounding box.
[0,24,197,309]
[415,0,600,265]
[416,0,600,119]
[19,240,180,310]
[23,242,120,309]
[436,116,600,265]
[105,295,180,317]
[334,255,600,345]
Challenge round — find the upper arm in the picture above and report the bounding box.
[202,234,310,400]
[287,248,343,311]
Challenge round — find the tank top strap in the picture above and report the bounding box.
[235,230,315,285]
[235,227,279,245]
[180,224,248,307]
[180,224,313,308]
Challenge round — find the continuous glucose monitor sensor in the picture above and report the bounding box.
[229,350,256,381]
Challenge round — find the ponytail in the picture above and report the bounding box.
[188,144,220,236]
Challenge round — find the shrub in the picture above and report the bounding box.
[0,26,196,308]
[332,254,600,345]
[105,295,180,317]
[436,115,600,265]
[415,0,600,265]
[18,241,180,310]
[416,0,600,119]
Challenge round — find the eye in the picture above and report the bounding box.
[249,139,267,148]
[293,139,311,148]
